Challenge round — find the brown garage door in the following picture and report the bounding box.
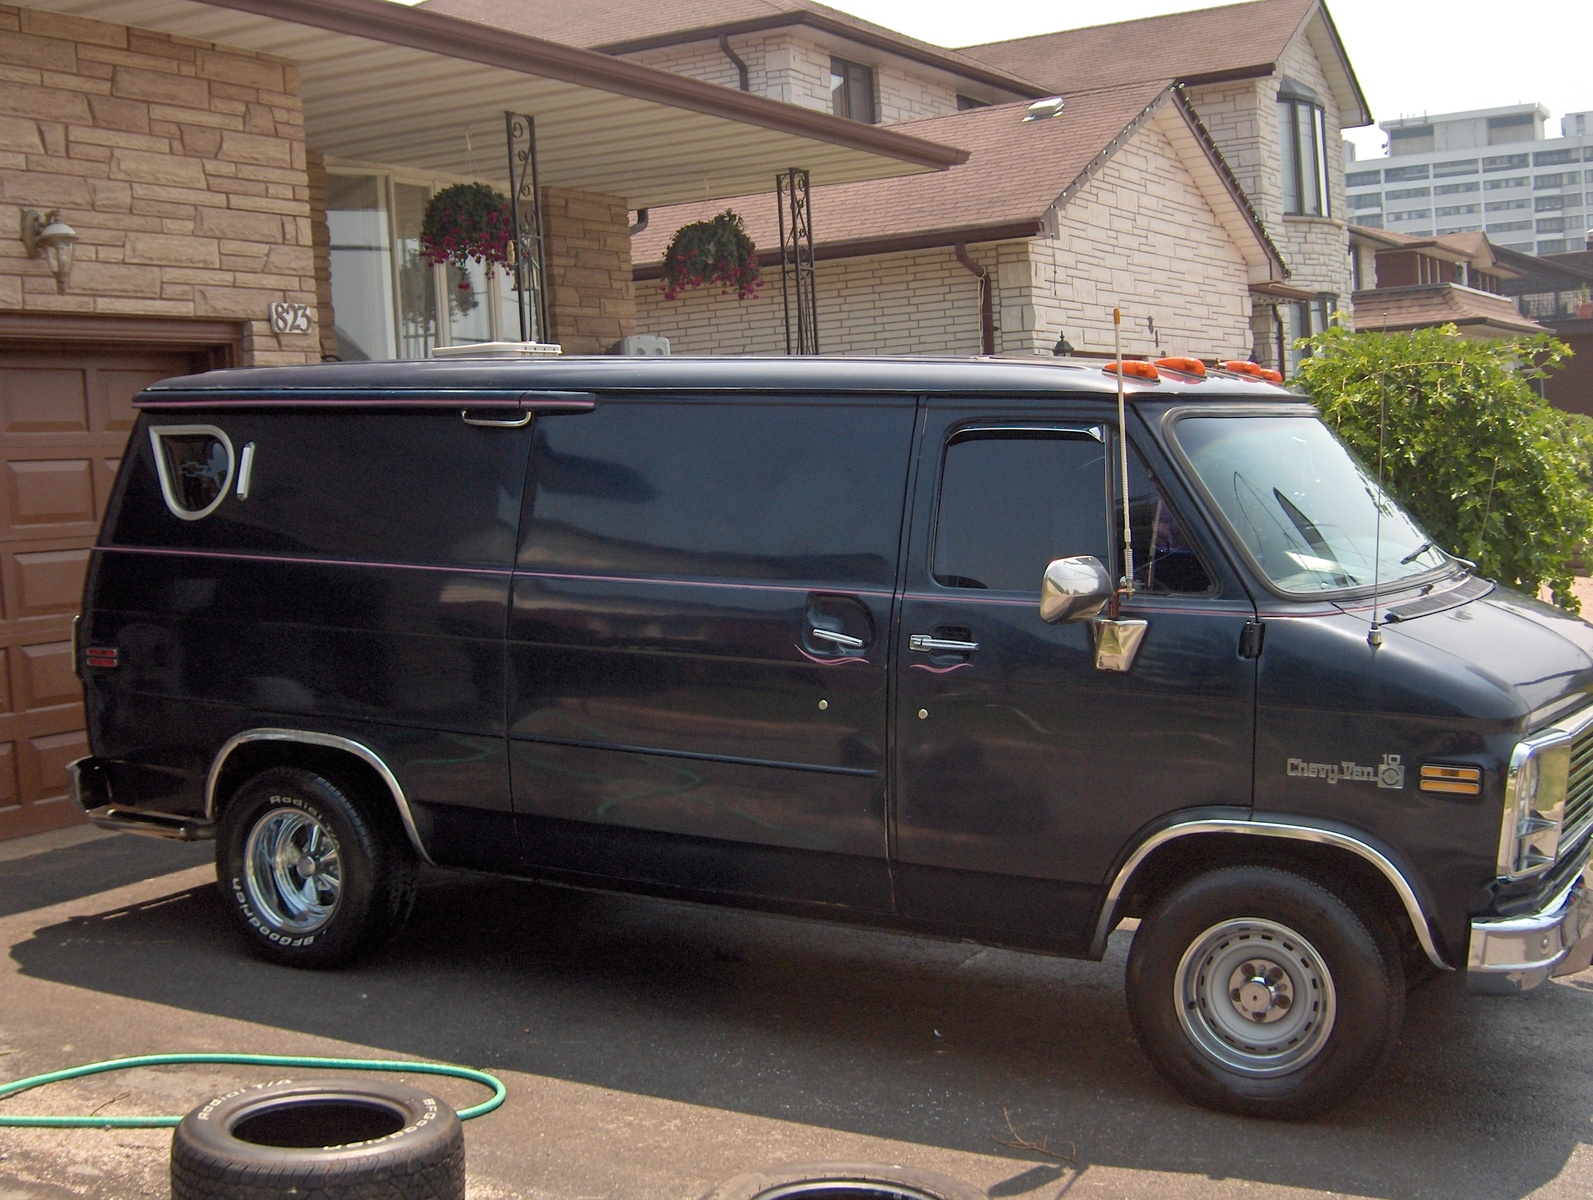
[0,345,206,840]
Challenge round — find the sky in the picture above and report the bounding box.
[396,0,1591,161]
[803,0,1592,160]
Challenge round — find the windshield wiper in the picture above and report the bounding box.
[1399,541,1436,565]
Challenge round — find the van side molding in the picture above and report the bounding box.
[205,728,435,865]
[1093,817,1449,969]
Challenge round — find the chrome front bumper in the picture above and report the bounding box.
[1468,853,1593,993]
[67,757,215,842]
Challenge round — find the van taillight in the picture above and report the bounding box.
[85,646,119,669]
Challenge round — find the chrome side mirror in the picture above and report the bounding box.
[1040,556,1113,624]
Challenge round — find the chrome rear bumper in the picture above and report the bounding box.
[67,757,216,842]
[1468,852,1593,993]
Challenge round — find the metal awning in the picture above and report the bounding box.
[24,0,968,206]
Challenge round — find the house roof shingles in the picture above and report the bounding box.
[630,81,1177,266]
[420,0,1046,93]
[1351,285,1546,336]
[962,0,1317,94]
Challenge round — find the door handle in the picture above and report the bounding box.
[909,634,979,653]
[461,409,532,427]
[810,628,866,650]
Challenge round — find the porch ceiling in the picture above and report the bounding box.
[24,0,968,206]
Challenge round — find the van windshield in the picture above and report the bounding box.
[1173,413,1454,595]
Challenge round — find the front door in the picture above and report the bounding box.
[508,395,915,910]
[892,401,1258,953]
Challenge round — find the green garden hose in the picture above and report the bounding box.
[0,1053,506,1128]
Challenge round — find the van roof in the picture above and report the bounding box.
[136,355,1301,407]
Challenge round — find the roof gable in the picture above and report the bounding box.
[631,82,1282,279]
[963,0,1369,127]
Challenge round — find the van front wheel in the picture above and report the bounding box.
[1124,866,1403,1118]
[217,768,415,968]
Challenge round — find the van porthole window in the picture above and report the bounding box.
[150,425,235,521]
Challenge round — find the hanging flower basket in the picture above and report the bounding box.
[419,183,513,284]
[660,210,761,300]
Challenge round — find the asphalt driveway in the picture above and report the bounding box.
[1,828,1591,1200]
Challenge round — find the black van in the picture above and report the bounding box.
[71,355,1593,1118]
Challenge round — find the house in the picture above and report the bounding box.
[965,0,1372,371]
[1494,241,1593,415]
[1347,226,1545,340]
[625,82,1285,360]
[0,0,963,840]
[432,0,1370,369]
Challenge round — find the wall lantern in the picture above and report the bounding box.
[21,209,78,293]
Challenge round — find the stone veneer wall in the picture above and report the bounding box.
[1185,25,1352,308]
[0,4,318,364]
[1009,116,1254,359]
[541,186,636,353]
[634,119,1253,362]
[626,33,962,123]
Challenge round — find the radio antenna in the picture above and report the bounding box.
[1367,345,1387,648]
[1114,308,1135,601]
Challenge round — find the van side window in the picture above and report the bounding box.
[1127,451,1213,595]
[519,400,915,586]
[150,425,234,521]
[932,430,1109,592]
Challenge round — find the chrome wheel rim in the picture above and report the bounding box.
[243,807,342,934]
[1175,918,1336,1077]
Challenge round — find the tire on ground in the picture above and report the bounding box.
[703,1161,988,1200]
[1124,864,1405,1119]
[216,766,418,968]
[170,1078,464,1200]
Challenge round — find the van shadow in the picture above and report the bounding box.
[11,869,1592,1200]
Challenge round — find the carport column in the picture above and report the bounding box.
[539,187,638,354]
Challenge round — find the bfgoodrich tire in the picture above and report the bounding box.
[1124,865,1404,1119]
[170,1079,463,1200]
[217,767,417,968]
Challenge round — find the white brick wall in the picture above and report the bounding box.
[634,119,1254,362]
[635,245,987,355]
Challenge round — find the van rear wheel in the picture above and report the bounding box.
[1124,865,1403,1118]
[217,767,416,968]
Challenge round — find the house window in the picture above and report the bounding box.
[1483,176,1529,191]
[830,57,876,123]
[1432,159,1480,178]
[1486,198,1531,212]
[1386,187,1431,201]
[1383,164,1431,182]
[1346,170,1381,188]
[1434,182,1480,195]
[1278,80,1330,216]
[1282,295,1334,374]
[1349,193,1383,210]
[327,169,521,361]
[1435,204,1480,217]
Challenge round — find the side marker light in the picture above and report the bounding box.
[1420,763,1482,795]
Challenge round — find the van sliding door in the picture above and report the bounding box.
[508,395,915,910]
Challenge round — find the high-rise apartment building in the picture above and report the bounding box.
[1345,104,1593,256]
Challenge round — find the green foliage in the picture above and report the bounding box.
[1293,323,1587,609]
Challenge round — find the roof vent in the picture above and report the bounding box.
[1023,96,1065,122]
